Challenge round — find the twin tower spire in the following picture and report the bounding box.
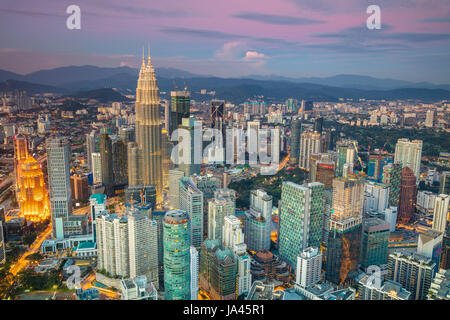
[141,43,154,71]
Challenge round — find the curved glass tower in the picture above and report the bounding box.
[163,210,191,300]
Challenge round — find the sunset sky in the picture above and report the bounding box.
[1,0,450,82]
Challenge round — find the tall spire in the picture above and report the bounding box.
[141,45,146,69]
[147,41,152,68]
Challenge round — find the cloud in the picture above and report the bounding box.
[244,51,266,60]
[160,27,246,40]
[419,16,450,23]
[232,12,324,25]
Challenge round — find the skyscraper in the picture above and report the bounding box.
[179,177,204,249]
[46,136,72,239]
[210,100,225,134]
[397,167,417,223]
[440,171,450,195]
[99,134,114,195]
[432,194,449,234]
[170,90,190,136]
[168,169,185,210]
[279,181,325,269]
[128,51,164,203]
[296,247,322,288]
[336,140,357,177]
[208,189,236,241]
[360,218,390,270]
[176,117,201,177]
[382,161,402,207]
[289,118,301,166]
[299,131,321,171]
[326,173,365,285]
[394,138,423,180]
[85,130,97,171]
[163,210,191,300]
[244,189,273,252]
[190,246,199,300]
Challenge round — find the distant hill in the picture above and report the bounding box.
[0,79,67,94]
[66,88,130,103]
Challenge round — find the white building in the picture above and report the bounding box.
[417,191,437,214]
[179,177,204,249]
[296,247,322,288]
[120,275,158,300]
[432,194,450,233]
[394,138,423,180]
[208,189,236,241]
[168,169,185,210]
[364,181,389,214]
[384,207,398,232]
[91,152,102,185]
[190,246,199,300]
[299,131,321,171]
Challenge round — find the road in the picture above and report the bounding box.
[9,224,52,277]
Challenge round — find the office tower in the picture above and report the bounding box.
[13,134,28,187]
[168,169,185,209]
[279,181,324,269]
[336,140,357,177]
[299,131,321,171]
[397,167,417,223]
[417,229,443,270]
[388,251,436,300]
[326,173,365,285]
[128,52,163,203]
[179,177,204,249]
[244,189,272,252]
[394,138,423,180]
[382,161,402,206]
[314,117,323,134]
[161,128,172,187]
[296,247,322,288]
[199,239,237,300]
[46,136,72,239]
[125,185,156,208]
[121,275,158,300]
[99,134,114,195]
[91,152,102,185]
[96,212,130,277]
[384,207,398,232]
[427,269,450,300]
[70,174,89,202]
[440,171,450,195]
[360,218,390,269]
[118,126,135,144]
[16,155,50,223]
[85,130,97,171]
[163,100,170,133]
[310,153,335,189]
[368,154,392,182]
[223,215,251,296]
[289,118,301,166]
[363,181,389,214]
[128,210,159,289]
[207,189,236,241]
[170,90,190,136]
[356,275,410,300]
[190,246,199,300]
[150,210,166,289]
[111,137,128,187]
[425,110,434,128]
[176,117,201,177]
[163,210,191,300]
[432,194,449,233]
[89,193,106,241]
[0,221,5,264]
[210,100,225,133]
[247,120,260,161]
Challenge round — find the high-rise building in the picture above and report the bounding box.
[417,229,443,270]
[314,117,323,134]
[168,169,185,210]
[99,134,114,195]
[13,134,28,187]
[363,181,390,214]
[190,246,199,300]
[432,194,449,233]
[397,167,417,223]
[360,218,390,269]
[384,207,398,232]
[128,52,163,203]
[356,274,410,300]
[336,140,357,177]
[279,181,324,269]
[439,171,450,195]
[111,137,128,187]
[176,117,201,177]
[425,110,434,128]
[179,177,204,249]
[46,136,72,239]
[199,239,237,300]
[0,221,5,264]
[170,90,190,136]
[244,190,272,252]
[299,131,321,171]
[210,100,225,134]
[289,118,302,166]
[326,173,365,285]
[208,189,235,241]
[128,210,159,289]
[394,138,423,180]
[382,161,402,207]
[163,210,191,300]
[91,152,102,185]
[223,215,251,296]
[125,185,156,209]
[295,247,322,288]
[85,130,97,171]
[310,153,335,189]
[388,251,436,300]
[89,193,106,241]
[70,174,89,202]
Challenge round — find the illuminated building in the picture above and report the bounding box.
[170,90,190,136]
[128,50,164,203]
[325,173,365,285]
[279,181,324,269]
[289,118,301,166]
[163,210,191,300]
[397,167,417,223]
[13,134,28,187]
[70,174,89,202]
[199,239,237,300]
[388,251,436,300]
[17,156,50,222]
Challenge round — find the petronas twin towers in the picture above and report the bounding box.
[128,48,164,203]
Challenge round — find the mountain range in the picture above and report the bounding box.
[1,65,450,103]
